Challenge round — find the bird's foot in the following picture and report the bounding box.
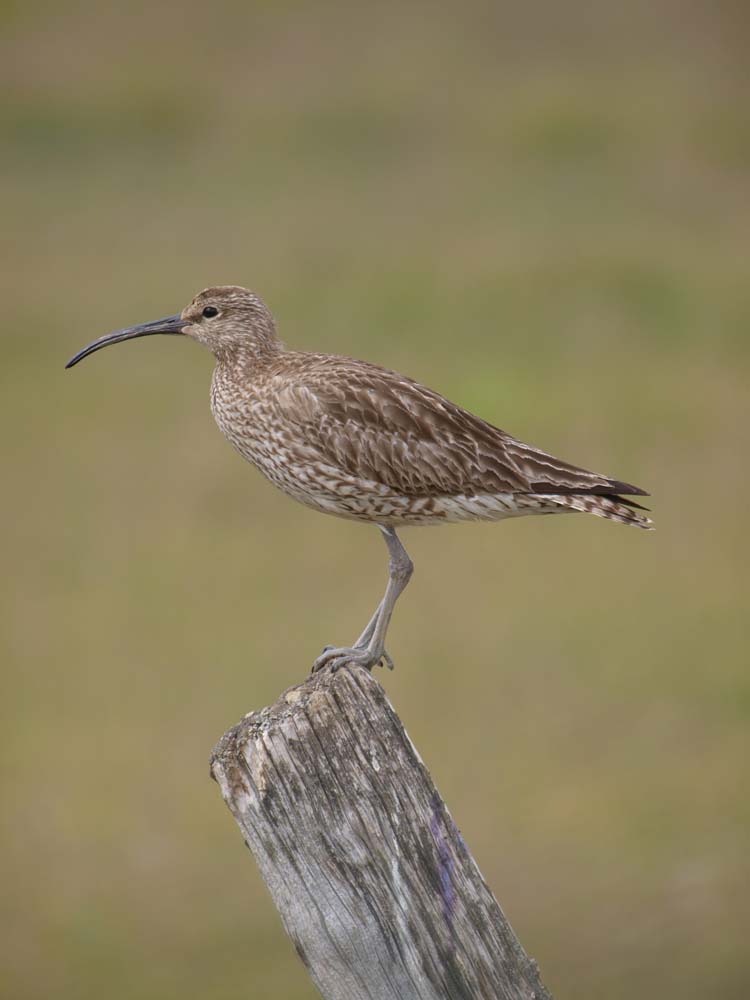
[312,644,394,675]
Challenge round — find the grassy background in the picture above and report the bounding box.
[2,2,748,997]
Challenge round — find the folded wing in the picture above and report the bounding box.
[270,356,649,502]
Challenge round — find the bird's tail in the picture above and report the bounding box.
[534,493,654,529]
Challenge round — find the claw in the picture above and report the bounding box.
[312,644,359,673]
[312,638,397,676]
[312,644,380,675]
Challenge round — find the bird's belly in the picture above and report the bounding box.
[221,435,561,528]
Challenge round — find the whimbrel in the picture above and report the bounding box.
[66,286,651,672]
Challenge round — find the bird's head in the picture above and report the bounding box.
[65,286,279,369]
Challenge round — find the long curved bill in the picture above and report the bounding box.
[65,314,187,369]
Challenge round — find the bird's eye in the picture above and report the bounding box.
[202,306,219,319]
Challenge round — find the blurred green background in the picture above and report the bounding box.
[2,2,748,997]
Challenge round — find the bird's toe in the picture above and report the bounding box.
[312,643,395,675]
[312,645,358,673]
[329,649,376,673]
[380,649,395,671]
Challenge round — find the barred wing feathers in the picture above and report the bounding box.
[271,356,651,527]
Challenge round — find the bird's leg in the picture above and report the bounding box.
[312,527,413,673]
[352,600,382,646]
[318,598,381,648]
[361,527,412,666]
[316,602,384,663]
[353,600,395,670]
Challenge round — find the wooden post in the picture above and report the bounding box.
[210,666,553,1000]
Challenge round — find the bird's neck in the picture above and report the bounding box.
[213,337,283,377]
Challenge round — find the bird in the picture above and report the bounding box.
[66,285,652,673]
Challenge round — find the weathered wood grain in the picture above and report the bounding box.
[210,667,552,1000]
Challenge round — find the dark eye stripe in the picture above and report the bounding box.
[203,306,219,318]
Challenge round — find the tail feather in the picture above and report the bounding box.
[602,493,651,512]
[533,493,654,529]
